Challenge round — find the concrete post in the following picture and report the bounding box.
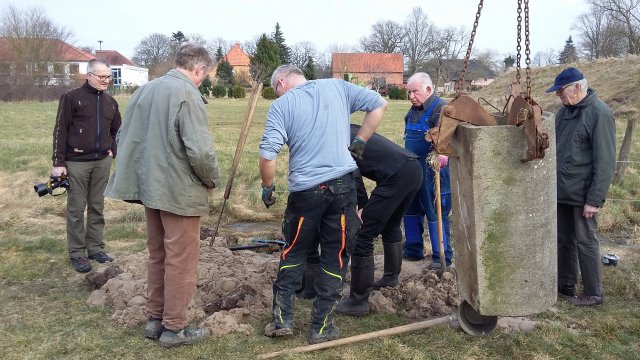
[450,112,557,316]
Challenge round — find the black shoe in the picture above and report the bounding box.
[309,325,340,344]
[158,326,210,348]
[89,251,113,263]
[70,257,92,273]
[263,322,294,337]
[558,285,576,297]
[144,317,163,339]
[570,294,603,307]
[402,254,424,262]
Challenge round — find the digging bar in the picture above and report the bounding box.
[430,154,447,276]
[209,82,263,246]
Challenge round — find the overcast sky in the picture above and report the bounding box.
[5,0,589,60]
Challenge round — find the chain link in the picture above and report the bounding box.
[458,0,484,94]
[524,0,532,96]
[515,0,522,84]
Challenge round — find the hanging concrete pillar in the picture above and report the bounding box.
[450,112,556,316]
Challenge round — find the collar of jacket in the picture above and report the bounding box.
[412,93,440,111]
[166,69,208,104]
[82,80,103,94]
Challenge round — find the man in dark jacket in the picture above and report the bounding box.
[546,67,616,307]
[51,59,121,273]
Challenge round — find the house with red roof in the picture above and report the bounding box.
[331,53,404,91]
[0,37,147,87]
[224,43,251,83]
[95,50,148,87]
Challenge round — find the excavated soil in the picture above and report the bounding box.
[85,226,538,336]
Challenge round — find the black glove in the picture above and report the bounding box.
[348,137,367,160]
[261,184,276,208]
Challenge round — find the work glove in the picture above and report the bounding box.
[348,137,367,160]
[261,184,276,208]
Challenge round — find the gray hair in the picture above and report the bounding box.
[87,59,110,73]
[270,64,305,89]
[407,72,433,91]
[575,78,588,96]
[175,43,213,72]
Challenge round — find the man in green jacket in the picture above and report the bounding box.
[105,43,221,348]
[546,67,616,307]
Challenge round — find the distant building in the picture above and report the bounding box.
[95,50,148,87]
[0,37,93,86]
[225,43,251,82]
[0,37,147,88]
[331,53,404,91]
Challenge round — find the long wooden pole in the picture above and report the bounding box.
[257,315,455,359]
[210,83,263,245]
[429,154,446,276]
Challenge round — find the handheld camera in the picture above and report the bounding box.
[34,175,70,197]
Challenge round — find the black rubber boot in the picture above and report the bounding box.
[372,242,402,289]
[335,255,374,316]
[296,262,320,299]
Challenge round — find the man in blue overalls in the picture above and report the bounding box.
[402,72,453,270]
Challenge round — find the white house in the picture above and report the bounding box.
[95,50,148,87]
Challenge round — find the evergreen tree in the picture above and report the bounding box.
[272,23,291,64]
[303,56,316,80]
[558,36,578,64]
[216,59,234,85]
[250,33,281,85]
[171,31,188,44]
[215,46,224,62]
[503,55,515,69]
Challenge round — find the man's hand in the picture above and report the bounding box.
[348,137,367,160]
[583,204,599,219]
[437,155,449,169]
[51,166,67,177]
[262,184,276,208]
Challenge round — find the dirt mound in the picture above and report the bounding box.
[88,227,566,338]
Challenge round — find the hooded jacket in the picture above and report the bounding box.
[555,89,616,207]
[52,81,121,166]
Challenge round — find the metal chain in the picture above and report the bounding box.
[515,0,522,84]
[524,0,532,96]
[458,0,484,94]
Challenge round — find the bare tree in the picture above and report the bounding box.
[187,33,216,55]
[360,20,405,53]
[132,33,172,78]
[290,41,317,69]
[589,0,640,54]
[242,37,259,56]
[574,7,628,59]
[473,48,503,74]
[210,37,230,54]
[429,26,469,87]
[0,5,73,86]
[402,7,437,74]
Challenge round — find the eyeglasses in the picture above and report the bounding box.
[89,72,112,81]
[556,83,573,94]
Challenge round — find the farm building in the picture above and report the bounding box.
[331,53,404,91]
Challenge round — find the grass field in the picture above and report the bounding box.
[0,75,639,359]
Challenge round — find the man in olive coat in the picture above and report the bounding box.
[546,67,615,307]
[105,43,221,347]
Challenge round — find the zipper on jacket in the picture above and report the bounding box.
[95,93,101,158]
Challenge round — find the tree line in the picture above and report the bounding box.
[1,1,639,101]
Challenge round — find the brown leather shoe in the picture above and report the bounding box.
[570,294,603,307]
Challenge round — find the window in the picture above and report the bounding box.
[53,63,64,78]
[69,64,79,74]
[111,68,122,86]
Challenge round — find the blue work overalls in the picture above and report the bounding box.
[403,98,453,265]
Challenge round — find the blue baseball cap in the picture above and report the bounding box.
[545,67,584,93]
